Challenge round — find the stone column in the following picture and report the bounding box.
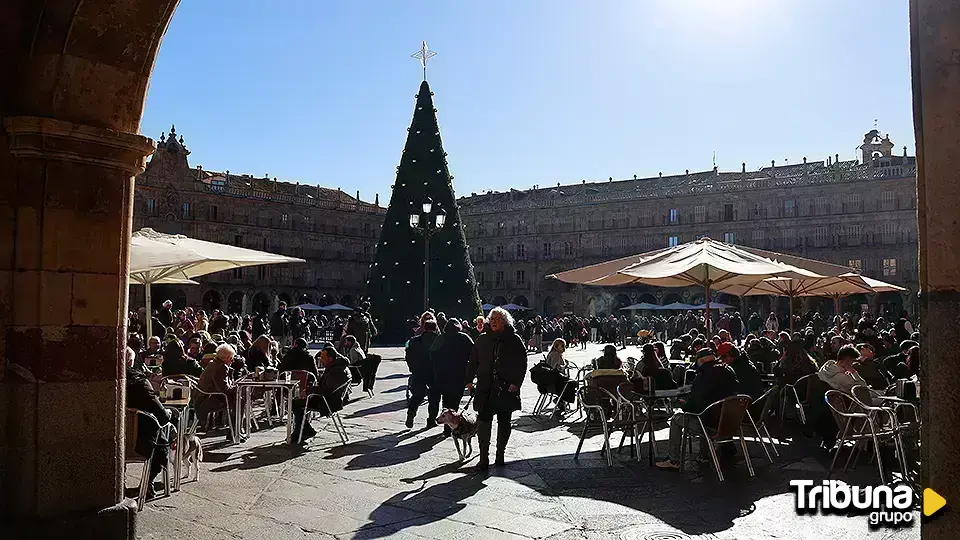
[0,117,154,539]
[912,1,960,537]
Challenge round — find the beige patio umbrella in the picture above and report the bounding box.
[130,228,306,336]
[548,238,804,331]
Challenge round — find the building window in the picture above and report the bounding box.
[208,205,218,221]
[495,270,504,286]
[232,267,243,279]
[815,226,829,247]
[783,228,797,248]
[694,205,706,223]
[516,243,526,259]
[477,271,485,286]
[845,193,862,212]
[783,199,795,217]
[281,213,289,226]
[814,196,829,215]
[496,245,504,259]
[883,258,897,276]
[848,259,863,272]
[669,208,679,224]
[516,270,526,285]
[258,266,269,280]
[752,230,764,245]
[182,202,191,219]
[723,232,735,244]
[564,242,573,257]
[668,236,679,247]
[881,191,896,209]
[146,199,156,216]
[722,204,734,222]
[477,223,485,236]
[881,222,897,244]
[543,242,552,258]
[477,246,485,260]
[847,224,862,245]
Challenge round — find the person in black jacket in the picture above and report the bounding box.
[161,340,202,377]
[279,338,319,378]
[719,342,762,399]
[405,318,440,429]
[125,365,173,497]
[466,307,526,469]
[431,319,475,436]
[270,302,290,346]
[655,348,740,470]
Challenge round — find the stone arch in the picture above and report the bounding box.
[612,293,631,312]
[662,292,683,305]
[227,291,245,314]
[543,296,559,317]
[252,292,272,316]
[637,293,657,305]
[876,291,904,319]
[277,292,292,307]
[512,295,529,307]
[201,289,221,314]
[318,294,334,307]
[690,293,705,306]
[492,295,509,306]
[339,294,355,308]
[841,294,869,316]
[172,288,188,310]
[297,292,314,305]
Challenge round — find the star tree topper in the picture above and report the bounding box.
[411,40,437,81]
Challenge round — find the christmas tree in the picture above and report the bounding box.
[367,79,481,342]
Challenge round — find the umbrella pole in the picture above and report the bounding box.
[705,283,711,334]
[145,282,153,338]
[789,294,795,332]
[833,295,840,318]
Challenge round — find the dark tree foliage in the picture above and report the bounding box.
[367,81,481,342]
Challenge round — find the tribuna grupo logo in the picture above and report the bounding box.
[790,480,920,527]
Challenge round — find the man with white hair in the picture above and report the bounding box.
[466,307,526,470]
[158,299,174,330]
[195,343,239,441]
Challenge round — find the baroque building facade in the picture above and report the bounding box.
[460,130,919,319]
[131,126,384,315]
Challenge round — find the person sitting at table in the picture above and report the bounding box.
[186,336,203,360]
[193,343,238,441]
[278,338,318,378]
[655,348,741,471]
[199,342,218,368]
[290,345,351,444]
[161,340,202,377]
[125,346,174,498]
[633,343,677,391]
[593,344,622,370]
[246,335,273,372]
[774,336,818,387]
[819,345,880,403]
[718,342,762,399]
[138,335,163,370]
[853,343,887,390]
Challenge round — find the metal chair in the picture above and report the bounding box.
[824,390,903,485]
[850,385,917,481]
[574,385,637,466]
[779,373,820,427]
[190,385,238,442]
[746,384,779,461]
[678,394,756,482]
[301,380,351,444]
[124,408,171,510]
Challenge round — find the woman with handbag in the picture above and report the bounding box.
[466,307,526,470]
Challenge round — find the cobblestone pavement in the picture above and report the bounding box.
[135,343,920,540]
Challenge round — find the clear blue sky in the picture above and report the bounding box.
[143,0,914,203]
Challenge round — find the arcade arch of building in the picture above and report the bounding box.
[0,3,956,539]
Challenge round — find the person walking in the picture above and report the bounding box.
[466,307,526,469]
[430,319,475,436]
[405,319,440,429]
[270,302,291,347]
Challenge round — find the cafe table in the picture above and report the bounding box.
[630,385,692,465]
[234,377,302,445]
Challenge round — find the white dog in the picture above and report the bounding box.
[181,433,203,482]
[435,409,479,461]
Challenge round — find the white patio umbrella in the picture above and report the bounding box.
[130,228,305,336]
[549,238,804,331]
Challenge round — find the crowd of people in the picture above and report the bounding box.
[127,300,378,348]
[124,299,381,496]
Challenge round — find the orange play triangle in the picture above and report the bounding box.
[924,488,947,517]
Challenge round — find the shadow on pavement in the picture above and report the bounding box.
[208,442,301,472]
[346,399,409,418]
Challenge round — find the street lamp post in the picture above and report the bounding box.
[410,197,446,312]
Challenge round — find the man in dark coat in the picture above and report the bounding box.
[270,302,290,346]
[719,342,761,399]
[729,312,744,344]
[278,338,319,378]
[346,303,378,353]
[655,348,740,470]
[466,307,526,469]
[126,366,173,497]
[405,319,440,429]
[431,319,475,436]
[157,299,174,330]
[291,345,351,444]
